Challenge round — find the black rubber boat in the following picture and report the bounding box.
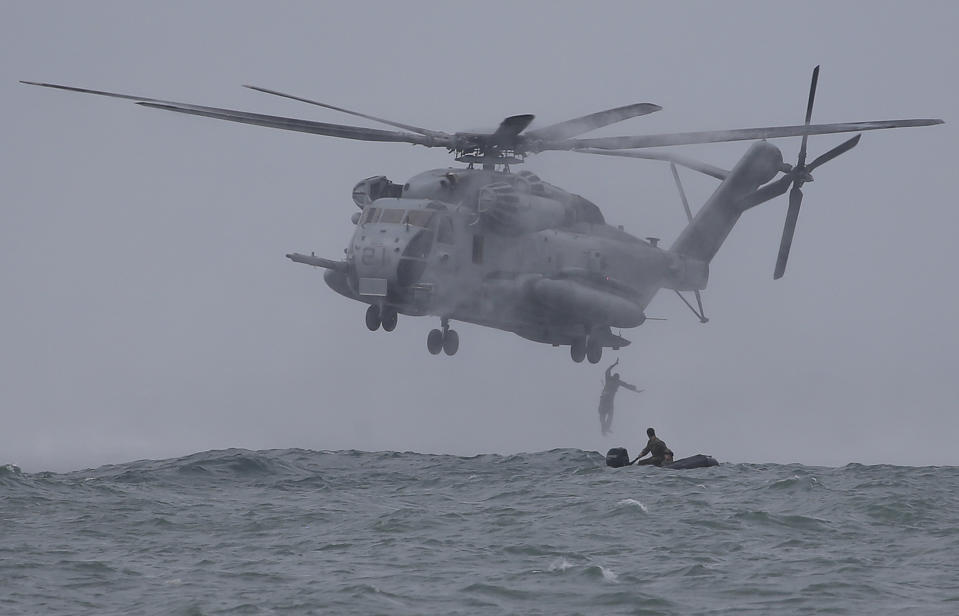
[605,447,718,470]
[662,454,719,470]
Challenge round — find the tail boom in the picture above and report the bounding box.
[669,141,784,263]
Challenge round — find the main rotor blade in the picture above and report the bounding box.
[774,184,804,279]
[492,114,535,141]
[137,102,443,144]
[21,80,189,104]
[548,118,943,151]
[20,81,443,146]
[526,103,662,141]
[574,147,729,180]
[798,65,820,169]
[243,85,449,138]
[807,134,861,171]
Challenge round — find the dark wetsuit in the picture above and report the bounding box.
[598,370,622,435]
[598,362,641,435]
[634,436,674,466]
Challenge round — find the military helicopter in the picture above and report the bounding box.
[22,68,942,363]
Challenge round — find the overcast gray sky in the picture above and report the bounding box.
[3,1,957,472]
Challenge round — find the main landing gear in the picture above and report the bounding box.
[365,304,398,332]
[570,333,603,364]
[427,317,459,356]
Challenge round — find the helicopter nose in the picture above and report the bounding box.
[350,225,431,294]
[351,231,402,288]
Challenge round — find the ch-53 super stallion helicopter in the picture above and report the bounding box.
[22,68,942,363]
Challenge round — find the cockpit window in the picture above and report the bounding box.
[404,210,435,228]
[379,209,406,224]
[360,206,381,224]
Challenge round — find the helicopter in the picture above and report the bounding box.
[21,68,942,363]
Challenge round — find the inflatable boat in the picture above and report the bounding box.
[605,447,718,470]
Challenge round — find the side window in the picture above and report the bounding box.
[437,216,454,244]
[404,210,435,228]
[379,209,405,224]
[472,234,484,264]
[361,207,381,224]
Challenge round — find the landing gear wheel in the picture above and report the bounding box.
[586,339,603,364]
[365,305,381,331]
[570,337,587,363]
[427,329,444,355]
[443,329,459,356]
[381,308,398,332]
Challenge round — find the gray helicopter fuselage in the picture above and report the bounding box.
[321,140,790,357]
[325,167,691,347]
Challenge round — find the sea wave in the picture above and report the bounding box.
[2,448,958,615]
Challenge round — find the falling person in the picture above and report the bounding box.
[597,359,643,435]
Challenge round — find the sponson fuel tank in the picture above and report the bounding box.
[529,278,645,327]
[478,275,645,328]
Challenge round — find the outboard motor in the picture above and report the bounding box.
[605,447,630,468]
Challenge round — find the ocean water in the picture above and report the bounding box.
[2,449,958,615]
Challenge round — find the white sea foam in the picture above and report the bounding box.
[618,498,648,512]
[548,557,573,572]
[599,566,618,583]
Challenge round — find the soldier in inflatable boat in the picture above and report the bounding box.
[606,428,719,470]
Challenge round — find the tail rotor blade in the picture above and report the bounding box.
[804,66,820,125]
[797,65,820,169]
[774,185,804,279]
[807,134,862,171]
